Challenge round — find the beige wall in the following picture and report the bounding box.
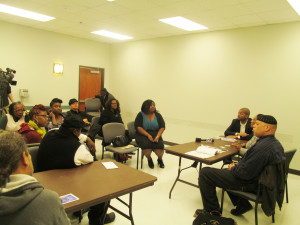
[110,21,300,170]
[1,19,299,170]
[0,21,111,107]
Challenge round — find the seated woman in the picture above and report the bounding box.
[99,99,123,134]
[0,102,28,131]
[18,104,48,144]
[134,99,165,169]
[48,98,64,129]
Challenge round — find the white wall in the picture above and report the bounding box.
[0,21,111,107]
[110,21,300,170]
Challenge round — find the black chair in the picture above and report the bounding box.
[284,149,297,203]
[221,162,285,225]
[28,144,40,173]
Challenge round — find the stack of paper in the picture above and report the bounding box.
[186,146,218,158]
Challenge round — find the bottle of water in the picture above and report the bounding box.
[48,121,53,131]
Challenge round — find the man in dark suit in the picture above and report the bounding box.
[224,108,253,141]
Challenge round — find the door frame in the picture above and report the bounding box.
[78,65,105,109]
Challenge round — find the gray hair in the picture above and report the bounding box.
[0,131,27,187]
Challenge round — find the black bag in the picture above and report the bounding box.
[112,135,130,147]
[193,211,235,225]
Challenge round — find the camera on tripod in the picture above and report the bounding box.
[0,68,17,85]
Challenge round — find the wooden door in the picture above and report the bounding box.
[79,66,104,111]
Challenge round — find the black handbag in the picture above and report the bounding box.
[193,211,236,225]
[112,135,130,147]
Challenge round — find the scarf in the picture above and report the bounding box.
[28,120,47,138]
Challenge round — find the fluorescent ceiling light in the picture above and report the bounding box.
[287,0,300,15]
[91,30,133,40]
[159,16,208,31]
[0,3,55,22]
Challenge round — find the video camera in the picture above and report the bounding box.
[0,68,17,85]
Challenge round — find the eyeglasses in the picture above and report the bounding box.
[14,109,25,112]
[37,115,48,118]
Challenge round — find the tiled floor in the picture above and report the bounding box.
[74,140,300,225]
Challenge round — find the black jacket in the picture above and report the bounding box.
[224,118,253,140]
[259,161,285,216]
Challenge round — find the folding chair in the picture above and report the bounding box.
[102,123,139,169]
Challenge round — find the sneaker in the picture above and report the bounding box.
[157,159,165,168]
[148,158,154,169]
[230,203,253,216]
[104,212,115,224]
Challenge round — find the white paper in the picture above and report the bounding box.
[185,146,219,158]
[102,162,118,169]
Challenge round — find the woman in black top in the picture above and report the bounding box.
[99,99,123,125]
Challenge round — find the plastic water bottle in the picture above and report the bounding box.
[48,121,53,131]
[206,138,214,143]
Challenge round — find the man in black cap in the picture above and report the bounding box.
[195,114,285,217]
[67,98,93,128]
[95,88,115,112]
[37,115,115,224]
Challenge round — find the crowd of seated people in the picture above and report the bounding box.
[0,94,288,224]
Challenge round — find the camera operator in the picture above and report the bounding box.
[0,68,16,114]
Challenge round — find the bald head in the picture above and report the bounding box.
[238,108,250,122]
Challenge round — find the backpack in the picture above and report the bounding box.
[112,135,130,147]
[193,211,236,225]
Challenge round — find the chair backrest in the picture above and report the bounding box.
[85,98,101,112]
[102,123,125,143]
[284,149,297,174]
[91,116,100,125]
[28,144,40,173]
[127,121,136,139]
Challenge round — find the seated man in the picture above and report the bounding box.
[224,108,253,140]
[67,98,93,131]
[197,115,285,217]
[231,114,261,156]
[0,131,70,225]
[37,115,115,224]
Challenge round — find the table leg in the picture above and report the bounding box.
[169,158,202,199]
[169,157,182,199]
[109,193,135,225]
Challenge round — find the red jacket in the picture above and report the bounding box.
[18,123,42,144]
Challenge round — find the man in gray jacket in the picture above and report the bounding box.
[0,131,70,225]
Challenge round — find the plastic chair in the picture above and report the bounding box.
[89,116,103,140]
[284,149,297,203]
[221,162,285,225]
[85,98,101,117]
[28,144,40,173]
[127,121,144,168]
[102,123,139,169]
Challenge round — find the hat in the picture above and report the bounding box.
[257,114,277,125]
[69,98,78,105]
[62,115,85,129]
